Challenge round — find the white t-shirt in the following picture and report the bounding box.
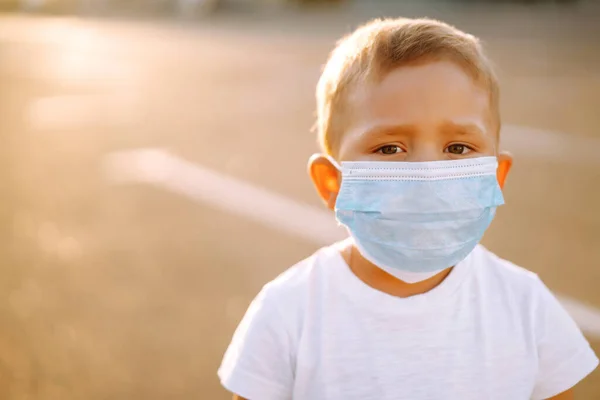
[218,244,598,400]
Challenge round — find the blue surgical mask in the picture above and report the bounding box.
[333,156,504,283]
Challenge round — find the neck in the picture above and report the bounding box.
[340,242,452,298]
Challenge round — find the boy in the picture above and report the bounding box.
[218,17,598,399]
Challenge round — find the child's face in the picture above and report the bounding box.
[337,60,496,163]
[309,60,512,210]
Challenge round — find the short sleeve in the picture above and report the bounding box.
[531,277,599,400]
[218,287,294,400]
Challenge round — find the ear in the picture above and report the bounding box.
[497,151,513,190]
[308,154,341,211]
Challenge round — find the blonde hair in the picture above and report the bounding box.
[316,17,500,156]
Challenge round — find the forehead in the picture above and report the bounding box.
[337,61,493,151]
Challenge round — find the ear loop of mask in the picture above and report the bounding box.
[322,154,342,194]
[490,142,509,186]
[324,154,342,171]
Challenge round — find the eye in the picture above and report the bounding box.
[445,144,472,155]
[376,145,404,155]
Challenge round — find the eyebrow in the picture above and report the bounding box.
[351,120,486,140]
[354,123,418,140]
[340,119,490,157]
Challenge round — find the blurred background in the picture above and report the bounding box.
[1,0,599,398]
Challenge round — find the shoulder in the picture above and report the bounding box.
[467,247,600,399]
[470,244,543,295]
[466,244,555,323]
[218,249,341,400]
[257,245,340,313]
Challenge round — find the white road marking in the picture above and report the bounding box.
[104,147,600,338]
[104,148,348,244]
